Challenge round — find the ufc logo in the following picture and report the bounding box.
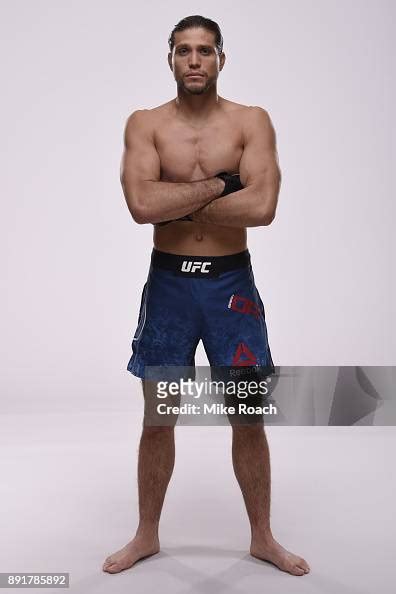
[181,260,211,273]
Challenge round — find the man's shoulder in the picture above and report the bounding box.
[221,99,271,131]
[222,98,269,116]
[235,104,273,138]
[126,101,173,126]
[239,104,271,124]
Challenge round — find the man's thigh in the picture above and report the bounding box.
[127,263,202,378]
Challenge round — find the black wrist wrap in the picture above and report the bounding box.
[215,171,244,197]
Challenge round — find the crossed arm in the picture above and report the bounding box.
[120,107,281,228]
[191,108,281,227]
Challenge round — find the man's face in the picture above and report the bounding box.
[168,27,225,95]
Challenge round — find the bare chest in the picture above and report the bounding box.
[154,117,244,181]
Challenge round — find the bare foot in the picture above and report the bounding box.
[250,535,310,576]
[102,535,160,573]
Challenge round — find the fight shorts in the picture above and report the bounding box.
[127,249,275,381]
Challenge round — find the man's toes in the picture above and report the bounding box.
[297,557,310,572]
[282,558,304,576]
[106,563,118,573]
[291,564,305,576]
[103,561,119,572]
[106,564,120,573]
[291,557,310,576]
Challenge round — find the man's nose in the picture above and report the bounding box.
[188,51,201,67]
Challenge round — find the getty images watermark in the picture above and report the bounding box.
[142,365,278,425]
[155,377,276,416]
[138,365,395,426]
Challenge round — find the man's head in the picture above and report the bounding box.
[168,15,225,95]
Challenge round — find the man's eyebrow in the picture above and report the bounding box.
[175,43,213,49]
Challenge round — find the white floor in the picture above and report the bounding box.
[1,411,395,594]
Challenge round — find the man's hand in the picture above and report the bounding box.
[215,172,243,196]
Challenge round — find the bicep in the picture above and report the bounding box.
[120,110,161,217]
[239,107,281,189]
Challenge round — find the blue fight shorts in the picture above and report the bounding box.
[127,249,275,380]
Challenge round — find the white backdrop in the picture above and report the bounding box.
[1,0,395,413]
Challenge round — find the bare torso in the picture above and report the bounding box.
[146,97,251,256]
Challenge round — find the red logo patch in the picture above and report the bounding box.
[228,294,261,319]
[231,342,257,366]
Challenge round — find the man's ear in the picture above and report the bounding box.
[167,52,173,71]
[219,52,226,72]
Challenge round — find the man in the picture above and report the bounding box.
[103,15,310,577]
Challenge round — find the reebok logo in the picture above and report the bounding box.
[181,261,211,273]
[228,294,261,319]
[232,342,258,366]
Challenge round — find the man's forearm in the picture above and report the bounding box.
[129,177,224,224]
[191,184,277,228]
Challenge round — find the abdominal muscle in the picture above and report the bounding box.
[153,222,247,256]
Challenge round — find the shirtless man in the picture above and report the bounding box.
[103,15,310,577]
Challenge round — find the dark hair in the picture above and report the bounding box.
[168,15,223,55]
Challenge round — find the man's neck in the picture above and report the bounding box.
[174,87,222,123]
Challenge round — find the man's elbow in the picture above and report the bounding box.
[122,185,149,224]
[259,206,276,226]
[130,203,150,224]
[128,199,161,225]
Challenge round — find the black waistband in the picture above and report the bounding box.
[151,249,251,278]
